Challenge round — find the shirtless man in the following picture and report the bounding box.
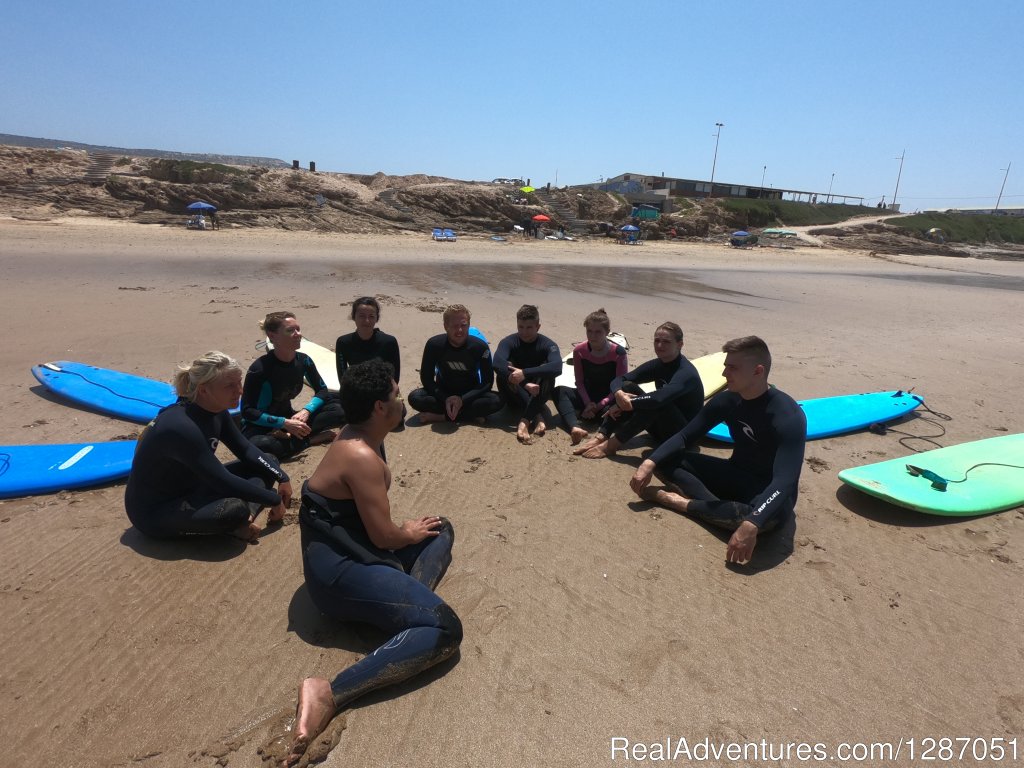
[408,304,503,424]
[629,336,806,564]
[493,304,562,443]
[282,360,462,766]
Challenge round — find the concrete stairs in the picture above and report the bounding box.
[531,188,590,233]
[377,189,413,214]
[83,152,118,184]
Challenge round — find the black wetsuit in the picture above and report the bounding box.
[241,351,343,459]
[408,334,502,421]
[492,333,562,421]
[125,399,288,538]
[299,482,462,708]
[335,329,401,384]
[599,355,704,446]
[647,387,807,531]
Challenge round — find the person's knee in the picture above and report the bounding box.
[434,602,463,648]
[249,434,283,457]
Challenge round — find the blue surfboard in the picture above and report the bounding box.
[469,326,488,345]
[0,440,136,498]
[706,390,924,443]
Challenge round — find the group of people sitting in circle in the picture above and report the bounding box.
[123,295,806,767]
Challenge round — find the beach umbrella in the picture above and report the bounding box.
[532,214,551,222]
[620,224,640,232]
[520,186,535,193]
[186,201,217,211]
[732,230,749,237]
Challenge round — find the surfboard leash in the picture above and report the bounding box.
[40,363,169,410]
[906,461,1024,492]
[871,390,952,452]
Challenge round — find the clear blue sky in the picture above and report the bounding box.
[2,0,1020,210]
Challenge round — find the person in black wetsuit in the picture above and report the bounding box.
[408,303,502,424]
[493,304,562,444]
[630,336,806,564]
[124,351,291,543]
[241,312,343,459]
[335,296,401,385]
[575,321,703,459]
[282,359,462,767]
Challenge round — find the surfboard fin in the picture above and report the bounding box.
[905,464,948,491]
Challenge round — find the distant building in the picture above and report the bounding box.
[927,206,1024,217]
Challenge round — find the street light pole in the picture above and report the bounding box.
[892,150,905,211]
[761,165,767,196]
[995,162,1011,212]
[708,122,724,198]
[827,172,835,203]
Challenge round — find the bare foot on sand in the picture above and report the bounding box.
[569,426,589,445]
[516,419,533,444]
[281,678,337,768]
[572,434,606,456]
[266,503,286,526]
[640,487,691,513]
[533,419,546,437]
[418,412,446,424]
[231,520,262,544]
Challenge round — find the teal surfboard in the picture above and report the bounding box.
[838,433,1024,516]
[0,440,136,498]
[706,390,923,442]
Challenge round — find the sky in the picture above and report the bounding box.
[2,0,1020,211]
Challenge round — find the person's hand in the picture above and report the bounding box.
[581,402,599,420]
[445,395,463,421]
[524,382,540,397]
[508,366,525,387]
[614,390,635,411]
[727,521,759,564]
[607,405,623,420]
[292,410,311,424]
[630,459,656,495]
[401,515,444,543]
[277,480,293,508]
[283,417,312,437]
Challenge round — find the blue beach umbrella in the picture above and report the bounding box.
[620,224,640,232]
[186,201,217,211]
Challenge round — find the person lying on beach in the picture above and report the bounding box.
[335,296,401,387]
[493,304,563,443]
[555,307,628,445]
[408,303,502,424]
[629,336,806,564]
[241,311,343,459]
[282,360,462,767]
[575,322,703,459]
[124,351,291,543]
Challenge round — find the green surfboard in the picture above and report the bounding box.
[838,433,1024,516]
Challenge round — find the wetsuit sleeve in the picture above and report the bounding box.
[741,407,806,529]
[459,343,495,406]
[522,337,562,378]
[611,357,659,393]
[167,417,283,507]
[384,335,401,383]
[241,360,286,429]
[419,338,443,397]
[218,414,290,487]
[492,335,513,376]
[572,346,592,406]
[335,335,348,385]
[629,360,702,411]
[648,394,732,468]
[300,355,328,413]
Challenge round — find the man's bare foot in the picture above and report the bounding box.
[640,487,691,513]
[418,412,446,424]
[533,419,546,437]
[309,430,336,447]
[266,505,286,526]
[516,420,532,444]
[580,443,611,459]
[230,520,262,544]
[281,678,336,768]
[569,426,589,445]
[572,434,607,456]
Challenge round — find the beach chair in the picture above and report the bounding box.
[431,227,444,241]
[443,228,457,242]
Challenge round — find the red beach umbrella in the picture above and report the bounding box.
[532,214,551,222]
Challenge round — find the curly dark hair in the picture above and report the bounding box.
[340,360,396,424]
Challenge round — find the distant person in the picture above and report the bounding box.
[241,312,343,459]
[408,304,503,424]
[493,304,562,443]
[124,351,290,543]
[575,322,703,459]
[282,360,461,767]
[630,336,806,564]
[555,308,628,445]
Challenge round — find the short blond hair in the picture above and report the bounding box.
[173,351,241,401]
[443,304,471,325]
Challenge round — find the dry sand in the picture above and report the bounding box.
[1,219,1022,767]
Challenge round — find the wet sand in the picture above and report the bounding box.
[1,219,1022,767]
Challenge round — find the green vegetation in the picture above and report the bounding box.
[887,212,1024,244]
[719,199,880,228]
[145,159,246,183]
[114,157,132,167]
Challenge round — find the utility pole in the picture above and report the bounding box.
[827,172,835,203]
[892,150,905,211]
[708,122,723,198]
[995,163,1012,212]
[761,165,767,195]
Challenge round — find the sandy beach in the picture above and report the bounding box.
[1,218,1022,768]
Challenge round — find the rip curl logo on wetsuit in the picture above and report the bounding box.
[754,490,780,517]
[737,420,756,442]
[208,438,220,452]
